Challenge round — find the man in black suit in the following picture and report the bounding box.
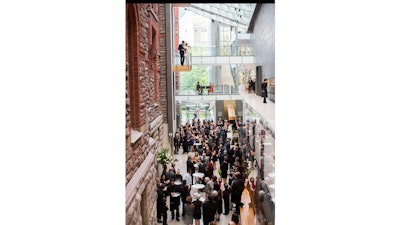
[231,172,244,214]
[167,178,182,221]
[261,79,268,103]
[178,40,185,66]
[202,193,217,225]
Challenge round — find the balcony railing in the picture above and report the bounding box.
[176,85,239,96]
[175,45,254,57]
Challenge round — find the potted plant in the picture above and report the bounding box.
[157,148,173,173]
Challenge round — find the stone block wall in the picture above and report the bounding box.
[126,3,166,180]
[126,153,158,225]
[126,3,169,225]
[159,4,168,123]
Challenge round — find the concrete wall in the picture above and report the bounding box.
[253,4,275,101]
[254,4,275,80]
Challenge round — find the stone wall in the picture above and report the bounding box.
[126,152,158,225]
[126,3,169,225]
[126,2,165,181]
[159,4,168,123]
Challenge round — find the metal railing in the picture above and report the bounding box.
[176,85,240,96]
[175,45,254,57]
[175,52,192,67]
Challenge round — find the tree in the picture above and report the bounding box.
[179,66,209,93]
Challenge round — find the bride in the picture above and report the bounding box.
[183,42,191,65]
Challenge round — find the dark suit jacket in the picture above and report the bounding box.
[202,199,217,220]
[261,82,268,97]
[231,178,244,203]
[178,44,185,54]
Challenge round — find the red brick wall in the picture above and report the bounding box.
[126,3,166,182]
[158,4,168,122]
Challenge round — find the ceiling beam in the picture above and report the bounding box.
[185,7,248,32]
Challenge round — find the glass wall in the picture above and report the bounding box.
[179,101,215,124]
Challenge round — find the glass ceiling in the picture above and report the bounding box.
[184,3,257,33]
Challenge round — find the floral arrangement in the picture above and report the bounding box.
[157,148,173,165]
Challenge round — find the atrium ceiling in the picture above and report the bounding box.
[184,3,257,33]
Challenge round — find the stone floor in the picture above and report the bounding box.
[164,150,258,225]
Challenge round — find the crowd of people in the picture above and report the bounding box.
[157,118,260,225]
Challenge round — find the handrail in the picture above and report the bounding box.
[175,45,254,57]
[176,85,239,96]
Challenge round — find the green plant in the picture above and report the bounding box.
[157,148,172,165]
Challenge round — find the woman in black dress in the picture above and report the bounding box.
[220,156,229,184]
[193,193,202,225]
[211,148,218,170]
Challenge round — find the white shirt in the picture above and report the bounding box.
[184,172,192,185]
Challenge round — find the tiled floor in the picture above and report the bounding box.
[165,88,274,225]
[165,151,257,225]
[239,89,275,133]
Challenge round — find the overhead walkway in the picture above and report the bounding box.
[175,94,242,101]
[173,45,255,70]
[175,84,242,101]
[174,55,255,65]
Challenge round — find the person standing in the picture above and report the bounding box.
[159,184,169,225]
[161,195,169,225]
[183,136,190,154]
[157,183,166,223]
[196,81,202,95]
[214,190,223,222]
[193,193,202,225]
[183,167,193,186]
[261,79,268,103]
[167,178,182,221]
[184,42,191,65]
[181,183,191,216]
[202,194,217,225]
[220,156,229,184]
[178,41,185,66]
[208,82,214,94]
[223,183,231,215]
[231,172,245,214]
[183,196,194,225]
[174,132,181,154]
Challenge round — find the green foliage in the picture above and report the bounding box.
[157,148,172,165]
[179,66,210,90]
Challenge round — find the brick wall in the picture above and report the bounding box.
[126,3,168,225]
[159,4,168,122]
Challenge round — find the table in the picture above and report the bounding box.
[191,184,205,190]
[192,172,204,184]
[193,172,204,178]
